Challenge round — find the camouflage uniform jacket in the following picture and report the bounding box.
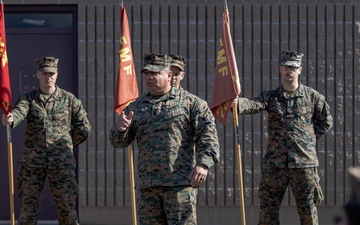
[238,83,333,168]
[110,87,220,189]
[11,86,91,169]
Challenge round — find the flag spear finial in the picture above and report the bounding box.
[224,0,228,9]
[120,0,123,6]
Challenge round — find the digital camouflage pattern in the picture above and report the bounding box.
[237,83,333,169]
[170,54,186,71]
[280,50,304,67]
[237,82,332,225]
[11,86,91,225]
[137,186,197,225]
[36,56,59,74]
[18,164,78,225]
[110,87,220,189]
[140,53,172,73]
[258,167,323,225]
[12,86,91,169]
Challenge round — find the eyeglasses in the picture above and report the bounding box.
[281,66,300,71]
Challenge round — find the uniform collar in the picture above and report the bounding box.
[279,82,305,98]
[36,86,62,101]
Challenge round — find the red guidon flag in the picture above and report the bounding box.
[0,2,11,115]
[210,5,241,124]
[114,5,138,114]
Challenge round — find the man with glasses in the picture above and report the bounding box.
[232,50,333,224]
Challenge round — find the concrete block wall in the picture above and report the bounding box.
[6,0,360,224]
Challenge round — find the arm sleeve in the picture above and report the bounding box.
[237,91,268,115]
[71,98,91,147]
[192,98,220,169]
[314,95,333,139]
[11,94,31,128]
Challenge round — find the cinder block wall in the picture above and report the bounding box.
[7,0,360,224]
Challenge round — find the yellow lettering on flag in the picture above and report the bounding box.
[218,66,228,77]
[119,46,133,75]
[216,105,225,118]
[119,47,131,63]
[123,65,133,75]
[1,100,9,111]
[215,100,231,118]
[0,36,7,67]
[216,38,229,77]
[120,35,128,45]
[217,48,227,65]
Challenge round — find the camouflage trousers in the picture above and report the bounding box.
[137,186,197,225]
[17,164,79,225]
[258,167,324,225]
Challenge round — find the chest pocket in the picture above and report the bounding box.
[52,111,70,127]
[28,102,45,122]
[153,108,187,132]
[293,106,312,118]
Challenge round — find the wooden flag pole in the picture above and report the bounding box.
[128,145,137,225]
[232,106,246,225]
[7,124,15,225]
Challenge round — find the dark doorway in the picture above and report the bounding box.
[0,5,77,221]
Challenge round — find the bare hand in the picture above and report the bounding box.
[188,165,208,187]
[231,98,238,107]
[1,113,13,126]
[117,111,134,132]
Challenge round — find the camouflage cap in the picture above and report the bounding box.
[170,54,186,71]
[141,53,172,73]
[280,50,304,67]
[36,56,59,73]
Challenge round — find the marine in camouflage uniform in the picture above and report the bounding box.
[235,51,333,225]
[2,57,91,225]
[169,54,186,89]
[110,53,219,225]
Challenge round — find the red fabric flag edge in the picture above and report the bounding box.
[0,2,12,115]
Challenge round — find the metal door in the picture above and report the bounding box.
[0,5,77,221]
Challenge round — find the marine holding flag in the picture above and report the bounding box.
[110,53,220,225]
[1,57,91,225]
[232,51,333,224]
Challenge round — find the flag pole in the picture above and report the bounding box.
[128,145,137,225]
[225,0,246,223]
[118,2,137,224]
[232,106,246,225]
[7,124,15,225]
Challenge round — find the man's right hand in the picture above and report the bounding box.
[116,111,134,132]
[1,113,14,126]
[231,98,238,107]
